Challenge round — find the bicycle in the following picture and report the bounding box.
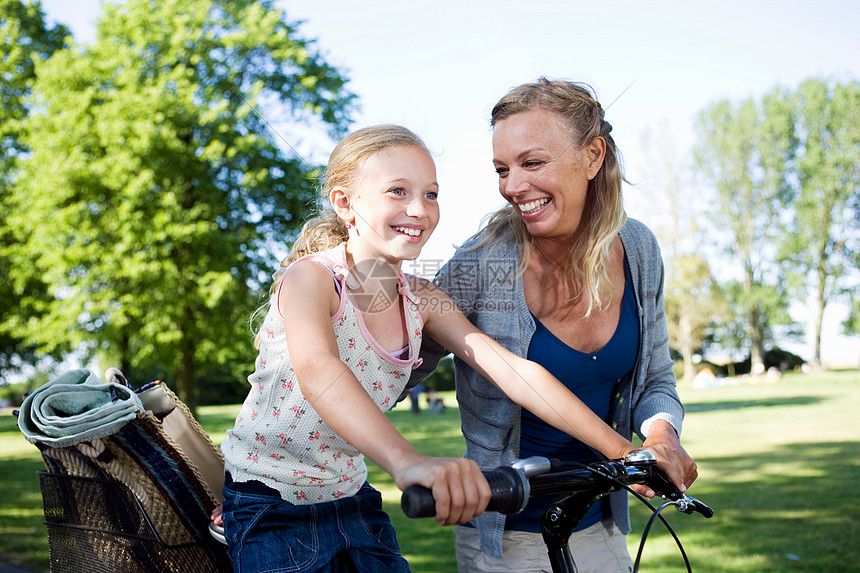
[401,450,713,573]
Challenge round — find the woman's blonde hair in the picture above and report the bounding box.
[473,78,627,318]
[252,124,428,345]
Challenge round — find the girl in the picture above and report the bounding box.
[219,124,642,572]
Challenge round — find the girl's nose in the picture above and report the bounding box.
[406,196,429,218]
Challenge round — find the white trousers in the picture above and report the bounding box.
[454,520,633,573]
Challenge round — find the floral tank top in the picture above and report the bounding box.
[221,245,424,503]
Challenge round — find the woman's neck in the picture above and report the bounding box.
[531,235,574,272]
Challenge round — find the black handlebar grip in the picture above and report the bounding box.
[645,467,684,501]
[401,485,437,518]
[401,466,527,518]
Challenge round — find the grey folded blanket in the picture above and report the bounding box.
[18,368,144,447]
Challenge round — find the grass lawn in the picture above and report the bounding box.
[1,369,858,572]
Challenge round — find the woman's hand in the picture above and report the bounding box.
[394,456,491,526]
[633,420,698,498]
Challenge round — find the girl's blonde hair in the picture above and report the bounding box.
[253,125,428,345]
[473,78,627,318]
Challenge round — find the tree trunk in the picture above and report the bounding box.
[745,262,766,376]
[811,261,827,371]
[119,330,132,381]
[749,306,766,375]
[680,312,696,384]
[177,309,197,415]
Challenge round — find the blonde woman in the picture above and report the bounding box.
[413,79,699,573]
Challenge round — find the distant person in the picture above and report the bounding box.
[427,388,446,413]
[216,123,667,572]
[409,382,425,413]
[412,78,698,573]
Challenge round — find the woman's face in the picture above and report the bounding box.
[492,109,603,241]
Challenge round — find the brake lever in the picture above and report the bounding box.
[624,450,714,519]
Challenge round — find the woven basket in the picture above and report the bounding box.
[33,374,231,573]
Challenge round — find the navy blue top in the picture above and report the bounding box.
[506,255,639,533]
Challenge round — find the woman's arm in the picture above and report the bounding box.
[279,262,490,524]
[415,279,635,461]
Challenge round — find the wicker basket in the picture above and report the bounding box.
[31,375,231,573]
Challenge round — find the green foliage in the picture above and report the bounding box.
[694,77,859,369]
[777,78,860,366]
[0,0,69,383]
[421,354,455,392]
[0,0,69,167]
[665,253,725,382]
[694,85,803,369]
[3,0,356,407]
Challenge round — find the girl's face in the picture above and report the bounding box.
[492,109,603,241]
[337,145,440,265]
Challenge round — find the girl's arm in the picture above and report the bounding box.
[415,278,634,461]
[279,262,490,525]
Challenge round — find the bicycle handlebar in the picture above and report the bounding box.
[401,465,527,518]
[401,450,713,520]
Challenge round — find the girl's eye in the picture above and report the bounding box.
[388,187,406,196]
[425,191,438,200]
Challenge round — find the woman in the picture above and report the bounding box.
[413,78,698,573]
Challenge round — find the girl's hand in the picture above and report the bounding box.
[394,457,491,526]
[210,503,223,527]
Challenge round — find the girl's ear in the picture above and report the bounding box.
[329,187,354,225]
[585,137,607,181]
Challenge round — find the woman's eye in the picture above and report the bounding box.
[494,167,508,177]
[524,160,543,168]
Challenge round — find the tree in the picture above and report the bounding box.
[694,89,795,374]
[639,120,723,382]
[0,0,68,384]
[664,254,724,382]
[779,78,860,369]
[6,0,356,408]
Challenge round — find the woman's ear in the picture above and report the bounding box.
[585,137,607,181]
[329,187,354,225]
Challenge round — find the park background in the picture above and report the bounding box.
[10,0,858,392]
[1,0,859,572]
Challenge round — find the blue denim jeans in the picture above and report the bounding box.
[222,478,410,573]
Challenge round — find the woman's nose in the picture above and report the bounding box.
[502,168,531,199]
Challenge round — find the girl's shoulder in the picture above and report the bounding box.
[293,244,349,275]
[277,248,344,317]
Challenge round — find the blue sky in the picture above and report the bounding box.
[39,0,860,364]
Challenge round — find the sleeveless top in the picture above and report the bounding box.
[221,244,424,503]
[506,254,638,532]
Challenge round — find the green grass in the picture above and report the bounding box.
[2,370,858,572]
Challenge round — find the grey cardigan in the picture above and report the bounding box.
[412,218,684,557]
